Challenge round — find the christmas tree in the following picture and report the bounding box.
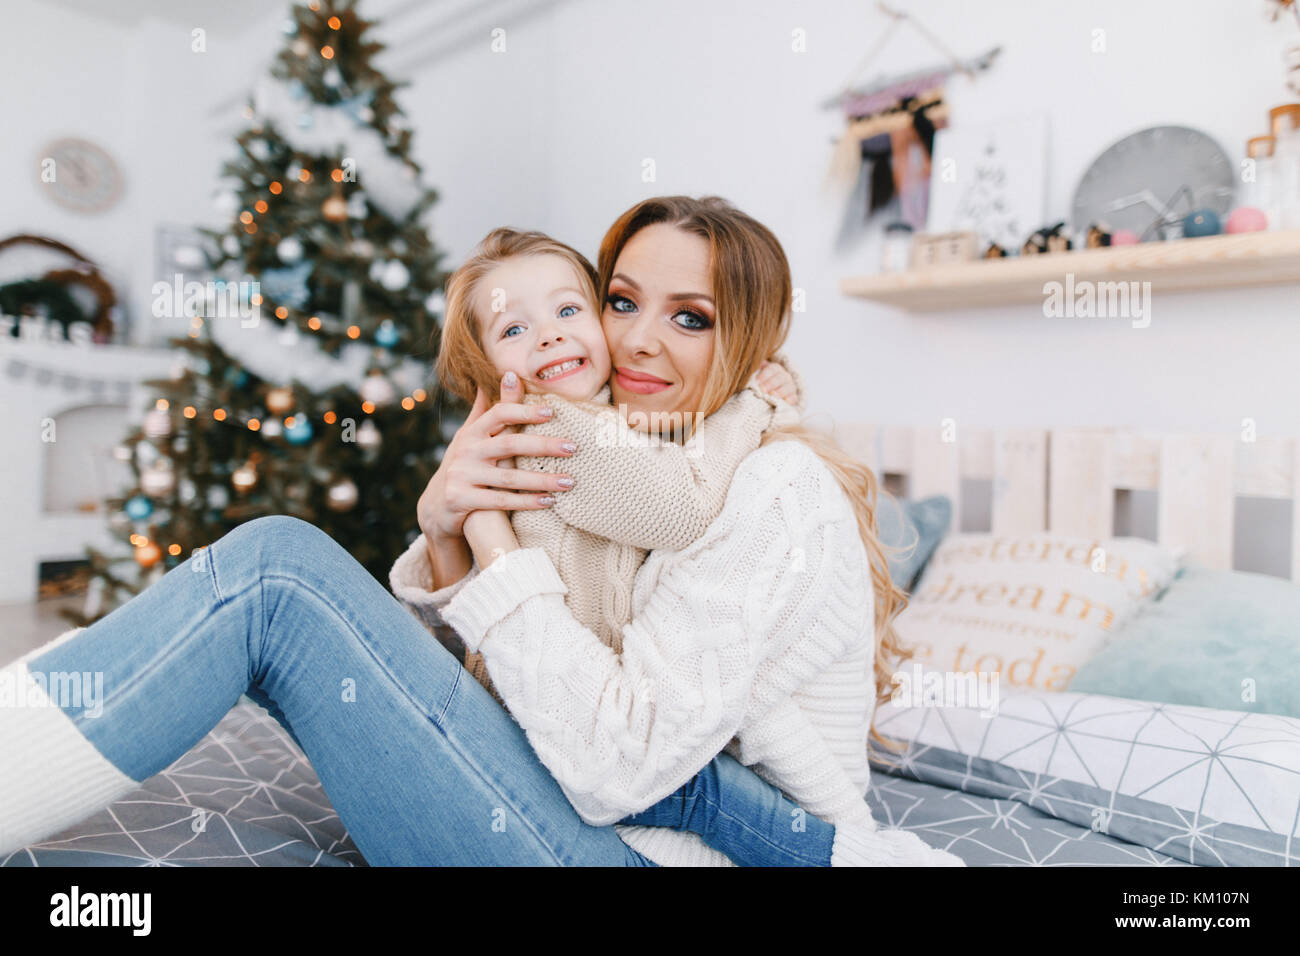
[64,0,467,626]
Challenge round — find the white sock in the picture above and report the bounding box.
[830,821,966,867]
[0,646,138,856]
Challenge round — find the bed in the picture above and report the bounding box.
[7,424,1298,866]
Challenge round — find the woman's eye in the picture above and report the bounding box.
[558,304,579,318]
[607,294,636,314]
[673,309,711,331]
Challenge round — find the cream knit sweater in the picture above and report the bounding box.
[389,438,913,866]
[461,372,801,701]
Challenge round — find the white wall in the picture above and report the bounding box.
[8,0,1299,572]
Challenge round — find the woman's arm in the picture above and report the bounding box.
[414,379,578,591]
[441,441,866,826]
[732,696,877,827]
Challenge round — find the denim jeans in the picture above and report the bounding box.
[621,751,835,866]
[27,515,657,865]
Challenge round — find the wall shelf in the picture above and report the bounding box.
[840,228,1300,312]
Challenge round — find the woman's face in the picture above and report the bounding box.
[602,223,715,431]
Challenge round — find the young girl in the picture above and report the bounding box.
[405,227,954,867]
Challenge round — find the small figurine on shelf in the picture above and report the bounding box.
[983,241,1008,258]
[1022,221,1072,255]
[1183,208,1223,237]
[1085,223,1113,248]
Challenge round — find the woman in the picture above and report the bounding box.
[0,196,960,866]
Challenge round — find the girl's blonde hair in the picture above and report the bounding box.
[597,195,913,757]
[437,227,601,405]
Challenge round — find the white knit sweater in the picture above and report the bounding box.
[390,438,900,867]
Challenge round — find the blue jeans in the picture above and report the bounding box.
[622,752,836,866]
[28,515,656,865]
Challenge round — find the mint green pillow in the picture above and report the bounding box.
[876,495,951,591]
[1071,564,1300,718]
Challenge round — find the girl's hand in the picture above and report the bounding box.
[416,371,577,544]
[754,360,798,404]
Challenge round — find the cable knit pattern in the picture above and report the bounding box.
[415,439,918,865]
[464,360,801,705]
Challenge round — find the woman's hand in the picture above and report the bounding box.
[754,360,798,404]
[416,371,576,588]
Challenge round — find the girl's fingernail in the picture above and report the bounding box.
[538,406,553,417]
[561,442,577,453]
[503,371,518,388]
[539,495,556,506]
[557,476,574,488]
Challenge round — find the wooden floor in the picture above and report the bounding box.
[0,596,84,666]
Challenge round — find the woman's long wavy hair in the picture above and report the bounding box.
[597,196,913,755]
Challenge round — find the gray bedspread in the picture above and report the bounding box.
[4,697,1197,867]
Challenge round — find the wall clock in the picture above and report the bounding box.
[1071,125,1235,239]
[38,137,125,215]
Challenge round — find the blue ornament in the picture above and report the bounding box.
[224,366,248,387]
[1183,209,1222,238]
[260,261,313,310]
[375,319,399,348]
[282,19,297,35]
[125,495,153,519]
[285,416,314,445]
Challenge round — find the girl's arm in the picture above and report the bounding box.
[516,369,802,552]
[442,441,863,826]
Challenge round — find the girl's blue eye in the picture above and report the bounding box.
[607,294,636,314]
[558,304,579,318]
[502,323,524,338]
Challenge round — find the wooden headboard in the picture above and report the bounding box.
[832,424,1300,582]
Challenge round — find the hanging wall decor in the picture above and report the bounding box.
[823,2,1000,250]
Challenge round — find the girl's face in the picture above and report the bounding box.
[475,254,611,401]
[602,223,716,431]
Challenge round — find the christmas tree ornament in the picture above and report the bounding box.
[326,477,359,512]
[349,236,375,258]
[266,386,294,414]
[232,462,259,493]
[347,192,368,219]
[140,460,176,497]
[322,189,348,222]
[285,416,314,444]
[134,541,163,569]
[136,440,159,468]
[143,408,172,439]
[179,478,197,503]
[356,418,381,449]
[324,67,342,88]
[207,485,230,509]
[360,371,396,406]
[380,260,409,291]
[125,495,153,520]
[375,319,399,348]
[222,235,242,256]
[224,366,249,387]
[292,38,310,57]
[260,417,284,438]
[277,237,304,263]
[248,139,271,162]
[424,290,445,316]
[281,18,297,35]
[173,435,189,453]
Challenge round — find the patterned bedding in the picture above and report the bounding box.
[7,690,1293,866]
